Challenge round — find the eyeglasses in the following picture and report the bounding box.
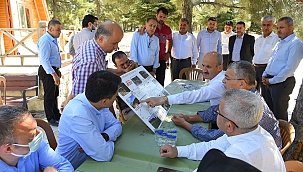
[214,110,239,128]
[224,76,244,81]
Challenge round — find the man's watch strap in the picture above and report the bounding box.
[164,96,169,104]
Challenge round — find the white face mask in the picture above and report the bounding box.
[11,130,43,158]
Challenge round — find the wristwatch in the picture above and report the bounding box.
[164,96,169,104]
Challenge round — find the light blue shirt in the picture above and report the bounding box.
[37,32,61,74]
[130,32,160,68]
[232,34,244,61]
[197,29,222,61]
[0,141,73,172]
[56,93,122,169]
[263,33,303,84]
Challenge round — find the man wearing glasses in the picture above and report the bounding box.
[171,61,281,149]
[130,17,159,75]
[0,105,73,172]
[197,17,222,69]
[160,89,285,172]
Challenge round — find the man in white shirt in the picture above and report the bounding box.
[141,52,225,107]
[253,16,279,93]
[197,17,222,69]
[73,14,98,51]
[170,18,198,81]
[159,89,285,172]
[221,21,235,70]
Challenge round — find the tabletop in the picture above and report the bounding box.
[76,79,210,172]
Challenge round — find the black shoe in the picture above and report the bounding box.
[48,119,59,126]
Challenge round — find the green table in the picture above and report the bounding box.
[76,79,210,172]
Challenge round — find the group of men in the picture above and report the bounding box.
[1,5,302,171]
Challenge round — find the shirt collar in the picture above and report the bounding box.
[262,31,276,38]
[209,71,225,84]
[236,34,245,39]
[226,125,261,144]
[177,31,189,36]
[82,28,92,32]
[92,39,106,57]
[46,32,57,42]
[281,33,295,43]
[74,93,103,115]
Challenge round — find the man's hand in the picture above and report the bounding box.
[262,76,271,86]
[138,27,145,35]
[43,166,58,172]
[60,94,75,112]
[51,72,60,86]
[140,97,165,108]
[159,144,178,158]
[108,68,126,76]
[125,60,138,72]
[57,70,62,78]
[164,53,170,61]
[171,114,192,131]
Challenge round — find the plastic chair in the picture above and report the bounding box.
[0,76,6,105]
[279,119,295,155]
[35,118,57,150]
[285,160,303,172]
[179,67,203,80]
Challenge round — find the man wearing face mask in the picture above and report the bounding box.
[0,105,73,172]
[73,14,98,51]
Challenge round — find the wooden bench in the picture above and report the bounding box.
[0,75,39,108]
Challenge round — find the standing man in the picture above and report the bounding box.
[56,71,122,169]
[197,17,222,69]
[0,105,73,171]
[221,21,235,70]
[61,21,125,110]
[253,16,279,93]
[170,18,198,81]
[229,21,255,63]
[73,14,98,51]
[37,19,62,126]
[130,18,159,75]
[154,7,172,86]
[262,16,303,121]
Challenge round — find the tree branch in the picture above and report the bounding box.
[193,1,246,9]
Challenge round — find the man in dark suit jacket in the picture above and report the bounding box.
[229,21,255,63]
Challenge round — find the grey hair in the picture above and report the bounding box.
[0,105,31,145]
[221,89,263,131]
[180,18,190,25]
[261,16,276,24]
[94,21,119,40]
[278,16,294,26]
[205,51,223,66]
[228,61,256,86]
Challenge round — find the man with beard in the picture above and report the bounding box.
[229,21,255,63]
[141,52,225,107]
[170,18,198,81]
[197,17,222,69]
[73,15,98,51]
[262,16,303,121]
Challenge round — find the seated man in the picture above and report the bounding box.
[171,61,282,149]
[160,89,285,171]
[130,17,159,75]
[56,71,122,169]
[112,51,138,120]
[142,52,225,106]
[0,105,73,172]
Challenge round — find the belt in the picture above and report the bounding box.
[171,57,191,62]
[39,65,59,70]
[143,65,153,72]
[254,64,267,68]
[266,75,274,78]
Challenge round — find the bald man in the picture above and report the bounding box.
[62,21,127,110]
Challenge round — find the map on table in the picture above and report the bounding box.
[118,66,171,132]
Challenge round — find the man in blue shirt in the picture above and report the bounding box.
[171,61,282,149]
[130,17,160,75]
[0,105,73,172]
[37,19,62,126]
[56,71,122,169]
[262,16,303,121]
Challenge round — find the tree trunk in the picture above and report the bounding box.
[95,0,101,18]
[284,79,303,161]
[182,0,193,33]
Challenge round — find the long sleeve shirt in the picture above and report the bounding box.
[253,32,279,64]
[177,126,286,172]
[130,32,160,68]
[168,71,225,106]
[197,29,222,61]
[56,93,122,169]
[71,39,107,96]
[191,88,282,149]
[73,28,95,51]
[0,141,73,172]
[263,33,303,84]
[37,32,61,74]
[171,32,198,65]
[221,31,235,55]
